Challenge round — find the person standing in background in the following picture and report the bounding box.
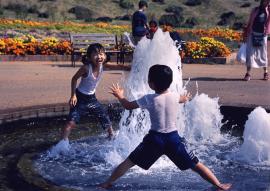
[131,0,149,45]
[243,0,270,81]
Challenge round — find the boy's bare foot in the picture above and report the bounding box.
[217,183,232,190]
[98,182,113,189]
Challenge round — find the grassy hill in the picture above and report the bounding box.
[0,0,260,28]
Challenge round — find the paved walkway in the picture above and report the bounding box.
[0,62,269,113]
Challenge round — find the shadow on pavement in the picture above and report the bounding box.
[184,77,243,81]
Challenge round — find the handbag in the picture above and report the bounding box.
[236,43,247,63]
[252,32,265,47]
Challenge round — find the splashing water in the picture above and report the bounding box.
[105,29,186,166]
[234,107,270,165]
[183,93,224,144]
[49,139,70,158]
[40,29,224,169]
[34,29,270,191]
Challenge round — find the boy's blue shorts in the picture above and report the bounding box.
[129,130,199,170]
[68,89,111,129]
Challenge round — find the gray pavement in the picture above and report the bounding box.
[0,62,269,113]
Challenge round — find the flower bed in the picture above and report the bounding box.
[177,28,242,42]
[0,35,71,55]
[0,19,130,35]
[185,37,231,59]
[0,19,242,60]
[0,35,232,59]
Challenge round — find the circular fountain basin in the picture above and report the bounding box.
[0,106,269,191]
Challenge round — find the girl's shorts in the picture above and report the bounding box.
[68,89,111,129]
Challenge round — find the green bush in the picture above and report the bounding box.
[159,14,184,27]
[0,7,3,15]
[4,3,28,18]
[119,0,134,9]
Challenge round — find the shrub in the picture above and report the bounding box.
[115,14,132,21]
[38,12,50,18]
[68,6,93,20]
[165,6,183,15]
[217,11,236,26]
[96,17,113,22]
[185,0,202,6]
[28,5,39,14]
[240,3,251,8]
[119,0,134,9]
[232,22,245,30]
[159,14,184,27]
[4,3,28,18]
[183,17,199,28]
[4,3,28,12]
[152,0,165,4]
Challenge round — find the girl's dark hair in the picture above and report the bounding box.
[82,43,106,65]
[86,43,105,57]
[81,55,89,65]
[148,65,173,93]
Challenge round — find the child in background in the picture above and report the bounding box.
[148,19,158,39]
[100,65,231,190]
[60,43,114,146]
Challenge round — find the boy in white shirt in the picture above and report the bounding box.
[100,65,231,190]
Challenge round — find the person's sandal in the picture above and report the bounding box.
[243,73,251,81]
[263,72,269,81]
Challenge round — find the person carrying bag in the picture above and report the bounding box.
[243,0,270,81]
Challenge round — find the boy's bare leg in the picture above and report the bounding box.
[192,162,231,190]
[62,121,76,140]
[99,158,135,189]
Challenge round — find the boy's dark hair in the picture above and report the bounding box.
[148,65,173,92]
[86,43,105,57]
[139,0,148,9]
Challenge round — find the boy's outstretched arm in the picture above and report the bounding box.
[109,83,139,110]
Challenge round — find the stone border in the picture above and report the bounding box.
[0,103,69,124]
[0,53,237,64]
[182,52,237,65]
[0,101,123,125]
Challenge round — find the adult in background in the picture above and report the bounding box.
[132,0,148,45]
[243,0,270,81]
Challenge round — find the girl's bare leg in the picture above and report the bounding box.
[62,121,76,140]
